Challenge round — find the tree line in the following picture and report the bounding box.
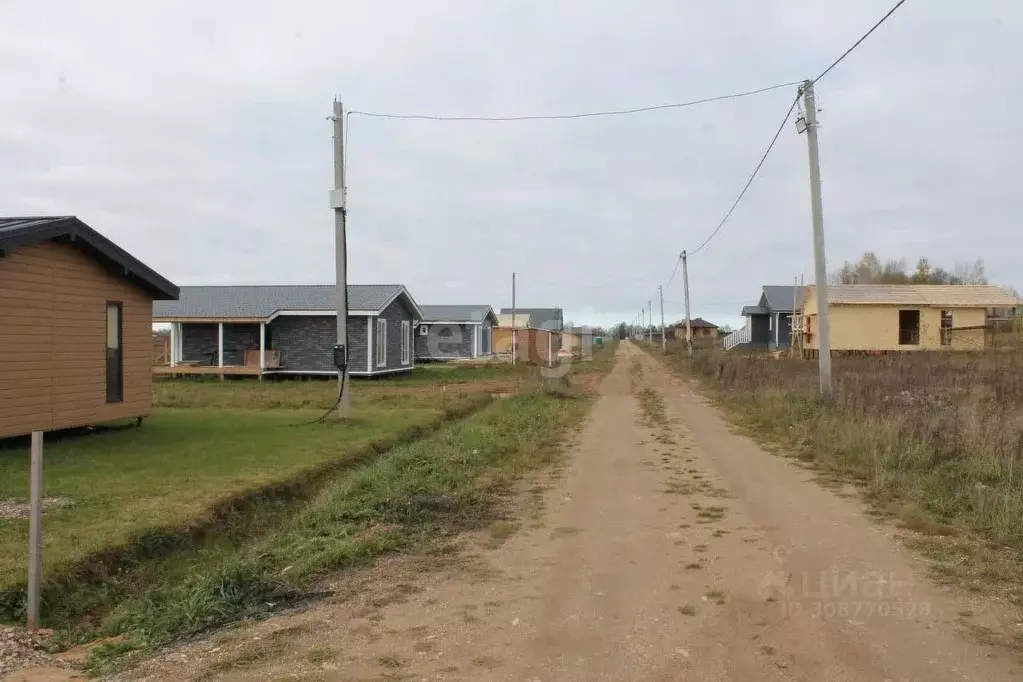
[831,252,988,285]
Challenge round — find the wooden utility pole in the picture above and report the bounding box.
[798,81,832,394]
[331,99,352,416]
[27,432,42,630]
[682,250,693,357]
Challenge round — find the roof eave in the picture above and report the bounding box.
[0,216,179,300]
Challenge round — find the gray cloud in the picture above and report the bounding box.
[2,0,1020,329]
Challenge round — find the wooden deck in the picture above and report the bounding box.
[153,365,262,377]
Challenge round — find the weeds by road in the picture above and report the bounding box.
[0,389,486,619]
[87,385,592,674]
[0,344,616,680]
[665,346,1023,599]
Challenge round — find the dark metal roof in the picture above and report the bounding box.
[153,284,422,320]
[0,216,178,300]
[498,307,563,331]
[741,305,768,316]
[761,285,800,313]
[688,317,719,328]
[420,305,497,324]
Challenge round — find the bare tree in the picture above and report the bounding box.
[833,252,989,286]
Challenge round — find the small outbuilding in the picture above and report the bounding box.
[0,216,178,438]
[415,305,497,361]
[801,284,1022,352]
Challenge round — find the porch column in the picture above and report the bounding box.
[169,323,177,367]
[217,322,224,379]
[259,322,266,379]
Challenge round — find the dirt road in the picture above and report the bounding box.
[119,342,1022,681]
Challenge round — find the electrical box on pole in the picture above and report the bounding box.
[331,99,353,417]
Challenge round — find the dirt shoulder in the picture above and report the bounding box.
[95,343,1023,680]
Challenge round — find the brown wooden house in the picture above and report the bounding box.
[0,217,178,438]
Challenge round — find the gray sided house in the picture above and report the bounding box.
[153,285,423,377]
[415,305,498,361]
[725,285,801,351]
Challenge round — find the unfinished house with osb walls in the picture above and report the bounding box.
[799,284,1021,354]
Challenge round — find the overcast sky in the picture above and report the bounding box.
[2,1,1020,329]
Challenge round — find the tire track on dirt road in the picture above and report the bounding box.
[114,342,1021,681]
[630,343,1022,681]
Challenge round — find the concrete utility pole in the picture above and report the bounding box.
[791,275,799,357]
[641,308,645,340]
[511,272,517,364]
[658,285,666,353]
[681,250,693,357]
[27,432,42,630]
[647,301,652,342]
[798,81,832,394]
[331,99,353,417]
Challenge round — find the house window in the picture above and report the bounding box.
[941,310,953,346]
[401,320,411,364]
[376,319,387,366]
[419,324,429,336]
[105,302,123,403]
[899,310,920,345]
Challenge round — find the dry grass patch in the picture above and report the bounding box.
[667,347,1023,599]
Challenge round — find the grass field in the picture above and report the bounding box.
[89,385,593,673]
[0,344,617,640]
[0,381,494,614]
[665,344,1023,596]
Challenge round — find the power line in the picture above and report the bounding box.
[813,0,910,84]
[348,82,801,122]
[522,275,654,291]
[680,0,910,264]
[665,254,682,289]
[688,94,800,257]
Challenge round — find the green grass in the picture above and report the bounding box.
[0,345,617,659]
[86,385,593,674]
[151,374,511,410]
[0,385,486,621]
[376,361,534,385]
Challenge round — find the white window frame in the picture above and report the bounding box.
[376,318,387,367]
[401,320,411,364]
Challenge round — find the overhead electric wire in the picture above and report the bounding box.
[657,0,912,323]
[682,0,910,263]
[348,82,802,122]
[812,0,910,84]
[665,255,682,289]
[687,94,800,258]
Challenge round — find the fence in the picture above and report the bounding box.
[723,326,751,351]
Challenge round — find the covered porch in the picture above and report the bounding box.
[153,364,263,377]
[159,320,280,378]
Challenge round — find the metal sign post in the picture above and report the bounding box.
[27,431,43,630]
